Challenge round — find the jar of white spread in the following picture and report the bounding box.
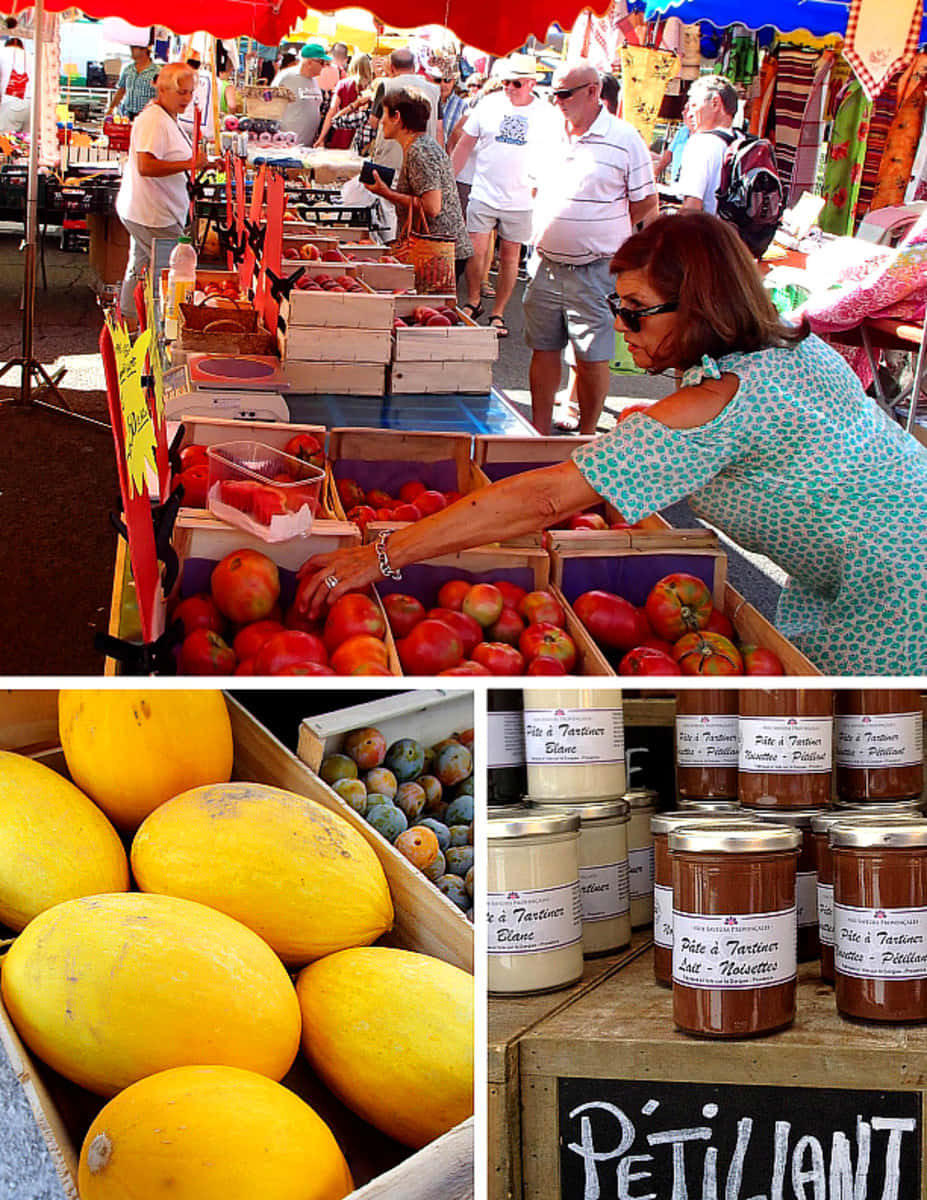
[528,796,631,956]
[487,806,584,995]
[624,787,657,928]
[522,687,625,800]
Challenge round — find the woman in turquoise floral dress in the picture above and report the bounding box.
[297,213,927,674]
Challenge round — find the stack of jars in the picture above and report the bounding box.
[663,689,925,1037]
[488,688,659,996]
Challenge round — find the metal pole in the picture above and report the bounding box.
[18,0,44,406]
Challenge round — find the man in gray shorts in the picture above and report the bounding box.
[451,54,558,337]
[525,59,658,433]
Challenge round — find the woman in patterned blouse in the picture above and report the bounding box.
[296,213,927,674]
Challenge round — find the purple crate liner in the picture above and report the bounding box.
[181,559,299,610]
[376,562,536,607]
[560,552,716,609]
[333,456,459,495]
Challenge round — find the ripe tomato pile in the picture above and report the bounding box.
[382,579,579,676]
[171,548,393,676]
[572,572,784,676]
[337,477,461,531]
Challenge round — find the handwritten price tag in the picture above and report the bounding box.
[113,325,157,499]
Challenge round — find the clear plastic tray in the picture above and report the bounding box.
[206,440,325,542]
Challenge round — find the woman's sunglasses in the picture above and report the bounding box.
[606,296,678,332]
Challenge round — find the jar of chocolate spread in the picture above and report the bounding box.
[651,809,750,987]
[669,822,801,1037]
[623,787,657,928]
[738,690,834,809]
[832,820,927,1023]
[835,690,924,803]
[754,808,822,963]
[675,689,739,801]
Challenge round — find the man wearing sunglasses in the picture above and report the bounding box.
[525,60,658,435]
[450,53,559,336]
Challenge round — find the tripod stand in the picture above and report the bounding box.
[0,0,109,430]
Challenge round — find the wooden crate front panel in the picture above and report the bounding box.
[281,288,395,331]
[393,319,498,363]
[520,952,927,1200]
[280,361,387,394]
[281,326,392,364]
[390,361,494,395]
[352,261,415,291]
[550,537,727,609]
[474,435,596,477]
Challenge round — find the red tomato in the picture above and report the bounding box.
[704,608,735,639]
[234,657,256,676]
[344,661,394,675]
[179,443,209,471]
[673,631,743,676]
[443,491,461,505]
[331,634,390,674]
[178,629,236,675]
[251,486,288,525]
[374,507,396,521]
[336,477,366,510]
[569,512,609,531]
[397,619,464,674]
[219,479,262,513]
[619,646,682,676]
[519,622,577,672]
[398,479,426,503]
[275,662,337,675]
[645,573,713,641]
[439,660,492,676]
[365,488,394,508]
[232,619,285,662]
[462,583,504,628]
[640,633,677,656]
[178,464,209,508]
[382,593,426,638]
[573,591,648,652]
[392,502,422,522]
[436,579,471,611]
[741,644,785,675]
[283,604,323,635]
[322,593,386,654]
[171,593,226,639]
[526,655,568,675]
[414,490,447,516]
[346,504,377,531]
[283,433,324,470]
[254,630,329,675]
[427,608,483,657]
[518,590,566,628]
[210,549,281,624]
[487,607,526,646]
[494,580,528,611]
[472,641,526,676]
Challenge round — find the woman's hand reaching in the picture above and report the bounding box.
[295,543,382,619]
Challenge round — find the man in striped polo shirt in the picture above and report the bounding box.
[525,60,658,435]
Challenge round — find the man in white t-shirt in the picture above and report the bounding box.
[373,48,441,143]
[274,42,331,147]
[676,74,738,214]
[450,54,558,336]
[116,62,205,323]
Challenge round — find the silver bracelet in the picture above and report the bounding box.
[374,529,402,580]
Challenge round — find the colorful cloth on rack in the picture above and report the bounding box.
[856,75,898,217]
[819,79,872,236]
[844,0,921,101]
[749,52,777,137]
[871,54,927,211]
[721,27,758,86]
[788,50,835,206]
[618,45,680,146]
[770,47,819,196]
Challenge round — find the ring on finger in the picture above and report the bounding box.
[324,574,340,590]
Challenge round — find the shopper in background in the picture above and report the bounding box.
[435,61,467,144]
[115,62,206,324]
[216,41,239,115]
[0,35,31,133]
[599,72,620,115]
[105,35,157,120]
[372,48,441,143]
[274,42,331,147]
[676,73,737,213]
[314,52,374,149]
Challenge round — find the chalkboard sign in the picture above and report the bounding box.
[559,1077,921,1200]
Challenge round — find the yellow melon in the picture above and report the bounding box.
[296,947,473,1148]
[0,751,128,931]
[78,1065,353,1200]
[131,782,394,966]
[1,892,300,1096]
[57,690,234,831]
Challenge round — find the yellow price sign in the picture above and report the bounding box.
[110,320,157,499]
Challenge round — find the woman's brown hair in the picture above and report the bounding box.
[610,212,809,372]
[383,88,431,133]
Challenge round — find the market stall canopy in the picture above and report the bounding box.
[642,0,927,41]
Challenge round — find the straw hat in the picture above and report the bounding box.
[499,52,537,80]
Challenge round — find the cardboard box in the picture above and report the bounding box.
[87,213,128,285]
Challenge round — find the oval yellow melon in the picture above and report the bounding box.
[78,1065,353,1200]
[296,947,473,1148]
[131,782,394,966]
[0,751,128,931]
[1,892,300,1096]
[57,690,234,831]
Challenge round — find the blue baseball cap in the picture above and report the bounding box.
[301,42,331,61]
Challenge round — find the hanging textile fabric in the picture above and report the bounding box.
[870,53,927,211]
[788,49,836,206]
[679,22,701,80]
[855,74,902,217]
[819,78,873,236]
[748,51,777,137]
[844,0,922,102]
[618,45,680,145]
[721,24,758,86]
[567,2,630,72]
[770,45,820,198]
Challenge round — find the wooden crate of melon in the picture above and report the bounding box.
[0,690,473,1200]
[548,533,820,676]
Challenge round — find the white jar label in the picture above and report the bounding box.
[579,861,630,922]
[833,904,927,979]
[488,881,583,955]
[739,716,833,774]
[653,883,673,948]
[676,714,739,768]
[672,908,797,989]
[835,713,923,769]
[818,882,835,946]
[523,706,625,766]
[628,845,654,899]
[797,871,818,927]
[488,711,526,769]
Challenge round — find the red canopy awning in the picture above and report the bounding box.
[14,0,578,55]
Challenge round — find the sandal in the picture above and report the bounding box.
[460,302,484,320]
[488,315,509,338]
[480,281,496,298]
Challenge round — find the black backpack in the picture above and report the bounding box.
[710,129,783,258]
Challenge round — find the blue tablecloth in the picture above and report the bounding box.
[285,387,535,436]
